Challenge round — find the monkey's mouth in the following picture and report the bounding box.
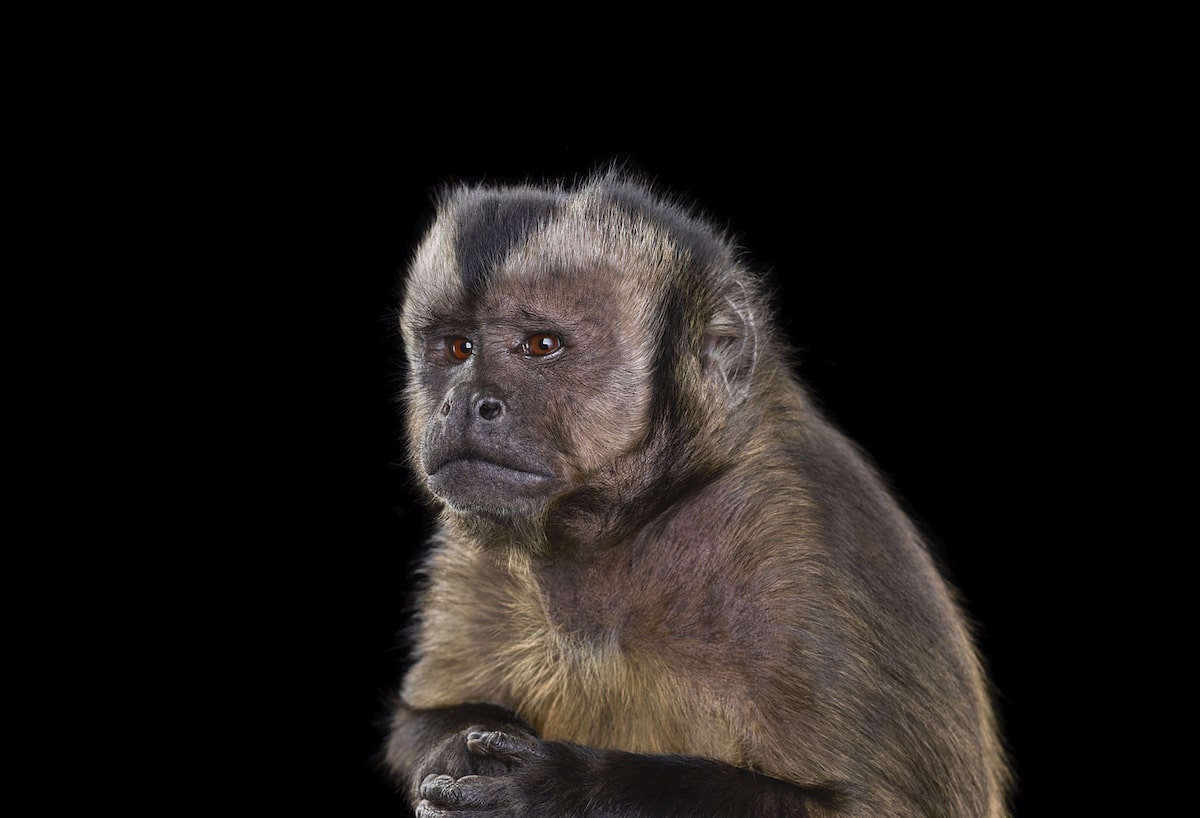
[425,456,557,513]
[430,457,554,483]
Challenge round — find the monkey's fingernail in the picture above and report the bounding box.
[466,730,495,747]
[467,730,509,756]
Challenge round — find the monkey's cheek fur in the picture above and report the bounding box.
[425,459,558,517]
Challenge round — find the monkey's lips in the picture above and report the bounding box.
[425,455,557,514]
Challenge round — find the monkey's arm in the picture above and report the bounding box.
[392,703,828,818]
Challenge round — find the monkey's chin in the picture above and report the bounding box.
[426,459,557,519]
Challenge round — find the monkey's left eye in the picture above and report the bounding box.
[448,337,474,361]
[524,334,562,357]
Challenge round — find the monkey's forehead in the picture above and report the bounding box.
[404,178,736,310]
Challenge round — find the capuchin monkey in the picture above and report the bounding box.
[384,172,1010,817]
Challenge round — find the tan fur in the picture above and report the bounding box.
[403,540,748,764]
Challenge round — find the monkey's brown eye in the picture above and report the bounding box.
[448,337,474,361]
[525,334,561,356]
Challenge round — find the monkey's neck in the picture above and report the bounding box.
[544,435,736,554]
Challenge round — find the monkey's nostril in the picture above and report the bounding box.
[477,398,503,420]
[440,402,451,417]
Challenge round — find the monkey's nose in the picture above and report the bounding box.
[476,397,504,421]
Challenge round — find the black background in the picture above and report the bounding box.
[223,125,1081,814]
[29,24,1172,813]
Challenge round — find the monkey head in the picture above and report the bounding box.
[399,175,765,541]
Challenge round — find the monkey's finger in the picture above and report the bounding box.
[414,801,448,818]
[414,800,493,818]
[419,773,500,810]
[466,729,543,762]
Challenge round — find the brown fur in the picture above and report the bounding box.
[386,172,1010,816]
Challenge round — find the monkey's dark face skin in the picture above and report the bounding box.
[410,271,651,522]
[416,322,566,519]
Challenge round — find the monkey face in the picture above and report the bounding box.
[404,269,655,522]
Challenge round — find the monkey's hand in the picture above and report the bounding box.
[415,729,593,817]
[417,729,817,817]
[387,703,544,811]
[393,704,816,815]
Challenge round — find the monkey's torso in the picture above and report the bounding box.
[402,406,1001,816]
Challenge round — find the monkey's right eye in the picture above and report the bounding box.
[448,338,474,361]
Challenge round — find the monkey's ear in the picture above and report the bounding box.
[702,283,758,404]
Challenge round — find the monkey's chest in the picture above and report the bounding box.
[488,610,748,761]
[407,548,750,763]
